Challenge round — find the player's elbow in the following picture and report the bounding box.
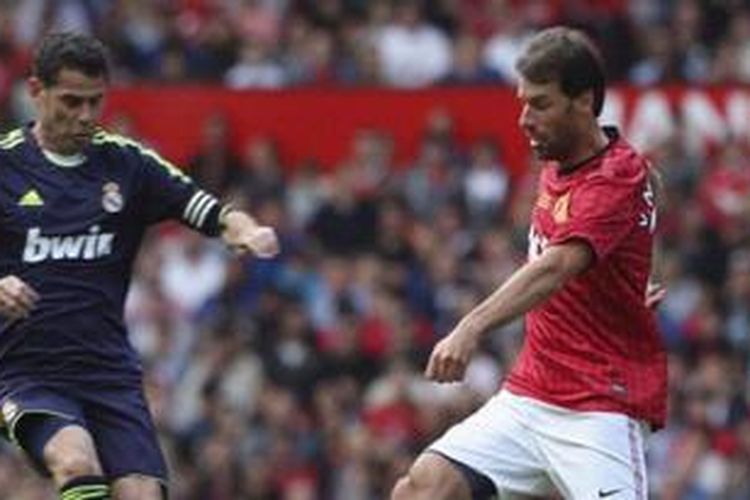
[540,241,593,283]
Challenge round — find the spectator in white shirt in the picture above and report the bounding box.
[373,0,451,88]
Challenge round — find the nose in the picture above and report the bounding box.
[520,104,536,131]
[518,104,529,130]
[79,104,95,123]
[78,100,100,126]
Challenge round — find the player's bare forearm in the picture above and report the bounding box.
[425,242,592,382]
[645,166,666,308]
[645,236,666,308]
[461,242,592,337]
[220,210,279,258]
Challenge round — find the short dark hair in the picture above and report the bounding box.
[515,27,606,117]
[33,32,110,86]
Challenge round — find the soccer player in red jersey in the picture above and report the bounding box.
[391,27,666,500]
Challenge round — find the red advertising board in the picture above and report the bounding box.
[104,86,750,176]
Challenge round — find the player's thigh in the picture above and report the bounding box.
[539,412,649,500]
[2,387,99,481]
[75,384,168,485]
[41,423,103,480]
[428,391,556,499]
[111,474,165,500]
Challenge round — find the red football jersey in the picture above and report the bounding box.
[504,127,667,429]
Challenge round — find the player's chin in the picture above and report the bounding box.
[531,145,553,160]
[70,134,92,149]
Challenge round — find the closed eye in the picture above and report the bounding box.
[527,96,551,110]
[60,94,103,109]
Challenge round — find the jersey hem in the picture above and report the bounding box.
[503,379,664,429]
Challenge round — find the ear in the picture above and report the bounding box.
[27,77,44,100]
[574,89,595,115]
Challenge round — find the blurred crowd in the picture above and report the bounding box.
[3,0,750,121]
[1,1,750,500]
[0,105,749,499]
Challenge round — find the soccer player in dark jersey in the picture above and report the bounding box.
[392,27,666,500]
[0,33,279,499]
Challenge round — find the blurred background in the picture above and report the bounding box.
[1,0,750,499]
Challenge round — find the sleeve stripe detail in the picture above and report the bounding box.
[196,199,218,228]
[184,191,218,227]
[183,191,207,221]
[184,191,211,224]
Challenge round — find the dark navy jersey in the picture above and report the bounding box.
[0,126,224,392]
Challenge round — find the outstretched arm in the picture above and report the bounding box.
[425,240,592,383]
[645,240,667,310]
[645,166,666,309]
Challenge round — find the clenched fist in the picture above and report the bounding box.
[425,323,481,383]
[221,210,280,258]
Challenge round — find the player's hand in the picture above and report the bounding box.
[425,324,480,383]
[234,225,279,258]
[0,275,39,320]
[221,211,280,258]
[645,281,666,309]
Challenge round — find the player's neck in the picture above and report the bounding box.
[31,122,80,156]
[558,125,609,174]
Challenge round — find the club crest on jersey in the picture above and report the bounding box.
[536,191,553,210]
[552,192,570,223]
[102,182,124,213]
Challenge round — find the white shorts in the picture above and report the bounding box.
[428,390,649,500]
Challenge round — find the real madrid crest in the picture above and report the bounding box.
[102,182,124,213]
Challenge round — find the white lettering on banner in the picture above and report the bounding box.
[726,91,750,138]
[682,91,727,155]
[604,88,750,156]
[618,90,675,153]
[22,226,115,263]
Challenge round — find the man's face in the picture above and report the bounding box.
[517,78,584,163]
[29,68,107,154]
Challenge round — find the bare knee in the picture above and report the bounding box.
[43,425,102,486]
[391,452,471,500]
[112,475,164,500]
[391,475,416,500]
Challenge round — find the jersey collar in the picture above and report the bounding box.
[557,126,619,177]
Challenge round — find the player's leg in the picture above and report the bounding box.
[36,422,102,481]
[111,474,165,500]
[534,409,649,500]
[391,391,556,500]
[5,393,111,500]
[77,384,167,500]
[391,452,474,500]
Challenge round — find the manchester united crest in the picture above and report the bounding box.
[102,182,124,213]
[552,191,570,223]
